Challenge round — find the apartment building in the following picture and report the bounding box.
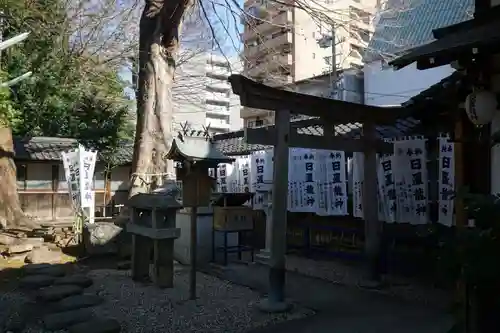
[172,53,243,134]
[240,0,379,127]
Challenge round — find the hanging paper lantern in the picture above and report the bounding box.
[465,89,498,125]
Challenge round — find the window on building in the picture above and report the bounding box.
[350,44,365,58]
[350,27,371,43]
[312,53,316,59]
[349,6,371,25]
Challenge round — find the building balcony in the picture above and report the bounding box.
[205,92,230,106]
[242,11,293,42]
[206,105,230,117]
[206,66,230,80]
[262,74,293,87]
[206,119,230,131]
[244,32,292,59]
[246,53,293,78]
[240,107,270,119]
[206,81,231,93]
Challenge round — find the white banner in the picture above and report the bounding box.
[62,145,97,225]
[298,150,318,213]
[79,146,97,208]
[438,136,455,226]
[352,152,364,218]
[393,137,428,224]
[216,163,233,193]
[62,150,80,210]
[326,151,348,216]
[377,154,397,223]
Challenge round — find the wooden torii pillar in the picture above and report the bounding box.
[229,75,413,311]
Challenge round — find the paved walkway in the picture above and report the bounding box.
[202,263,455,333]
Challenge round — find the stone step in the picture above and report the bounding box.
[43,308,94,330]
[54,294,103,312]
[20,274,56,289]
[38,285,83,302]
[69,318,121,333]
[54,275,93,288]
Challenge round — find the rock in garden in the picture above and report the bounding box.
[54,274,93,288]
[7,243,34,254]
[38,284,83,302]
[28,265,66,278]
[55,294,103,311]
[20,274,55,289]
[25,246,62,264]
[0,233,17,245]
[83,222,123,255]
[19,237,45,248]
[6,252,29,262]
[69,318,121,333]
[42,308,94,330]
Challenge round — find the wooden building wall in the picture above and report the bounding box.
[16,161,131,221]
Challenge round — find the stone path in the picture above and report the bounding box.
[17,264,121,332]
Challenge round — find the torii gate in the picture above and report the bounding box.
[229,74,415,311]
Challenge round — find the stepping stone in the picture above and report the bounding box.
[27,265,66,277]
[38,285,83,302]
[54,274,93,288]
[54,294,103,312]
[43,308,94,330]
[24,263,52,273]
[20,274,55,289]
[69,318,121,333]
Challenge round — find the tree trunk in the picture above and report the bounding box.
[0,126,33,229]
[128,0,192,198]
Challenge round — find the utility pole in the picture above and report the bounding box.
[317,24,337,99]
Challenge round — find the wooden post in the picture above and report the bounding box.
[189,161,198,300]
[258,109,291,312]
[362,122,382,282]
[454,113,468,330]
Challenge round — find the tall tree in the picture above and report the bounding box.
[129,0,196,196]
[0,0,134,228]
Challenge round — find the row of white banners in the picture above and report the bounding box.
[61,145,97,227]
[216,136,455,226]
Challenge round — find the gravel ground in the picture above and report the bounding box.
[1,267,313,333]
[85,269,313,333]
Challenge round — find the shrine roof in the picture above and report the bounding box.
[366,0,473,62]
[12,136,133,165]
[166,135,235,163]
[128,193,182,210]
[212,118,420,155]
[390,6,500,69]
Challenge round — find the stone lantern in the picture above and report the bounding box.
[127,192,182,288]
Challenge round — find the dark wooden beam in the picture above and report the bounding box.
[229,75,412,125]
[245,127,393,153]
